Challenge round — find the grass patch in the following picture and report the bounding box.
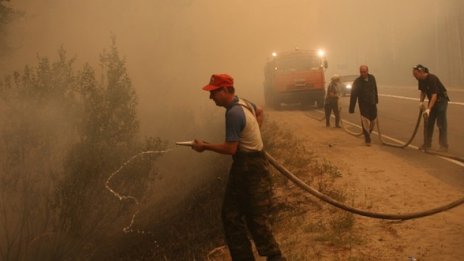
[262,117,364,259]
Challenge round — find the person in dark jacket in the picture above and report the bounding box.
[349,65,379,146]
[192,74,286,261]
[412,64,450,151]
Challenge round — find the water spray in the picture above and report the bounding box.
[105,141,197,234]
[105,149,171,234]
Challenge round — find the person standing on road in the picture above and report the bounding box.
[192,74,286,261]
[412,64,450,151]
[349,65,379,146]
[324,74,342,128]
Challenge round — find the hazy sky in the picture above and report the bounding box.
[5,1,459,84]
[3,0,462,136]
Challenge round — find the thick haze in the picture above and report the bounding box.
[1,2,463,258]
[3,0,464,137]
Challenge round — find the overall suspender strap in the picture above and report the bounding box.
[237,98,256,118]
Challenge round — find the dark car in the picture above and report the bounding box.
[339,74,358,96]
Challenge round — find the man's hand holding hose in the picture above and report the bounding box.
[419,100,430,117]
[191,139,207,152]
[423,108,430,117]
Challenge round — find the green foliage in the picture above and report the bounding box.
[0,41,165,260]
[55,40,160,259]
[0,47,81,261]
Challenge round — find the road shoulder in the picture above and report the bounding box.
[266,109,464,260]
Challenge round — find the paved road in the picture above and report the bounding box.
[274,84,464,186]
[338,85,464,158]
[332,84,464,188]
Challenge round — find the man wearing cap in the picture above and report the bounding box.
[325,74,342,128]
[192,74,285,261]
[412,64,450,151]
[349,65,379,146]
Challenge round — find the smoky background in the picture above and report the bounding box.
[3,1,463,119]
[1,0,464,259]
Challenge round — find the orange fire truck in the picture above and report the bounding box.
[263,49,328,108]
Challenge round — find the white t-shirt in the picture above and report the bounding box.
[225,96,263,152]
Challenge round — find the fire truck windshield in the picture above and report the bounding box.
[275,54,321,71]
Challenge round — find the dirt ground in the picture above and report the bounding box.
[264,109,464,261]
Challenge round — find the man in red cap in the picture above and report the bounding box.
[192,74,285,261]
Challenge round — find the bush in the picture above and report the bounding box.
[0,40,167,260]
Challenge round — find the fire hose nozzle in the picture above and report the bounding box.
[176,140,194,147]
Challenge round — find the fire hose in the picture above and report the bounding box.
[339,107,364,137]
[298,106,464,219]
[376,109,423,149]
[107,107,464,233]
[375,109,464,163]
[265,151,464,220]
[336,107,464,163]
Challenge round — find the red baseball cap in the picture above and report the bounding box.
[202,74,234,91]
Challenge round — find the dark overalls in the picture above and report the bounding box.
[222,151,282,260]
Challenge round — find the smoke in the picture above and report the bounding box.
[3,1,461,118]
[1,0,463,202]
[0,1,462,258]
[2,0,462,197]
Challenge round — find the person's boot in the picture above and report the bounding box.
[365,136,371,146]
